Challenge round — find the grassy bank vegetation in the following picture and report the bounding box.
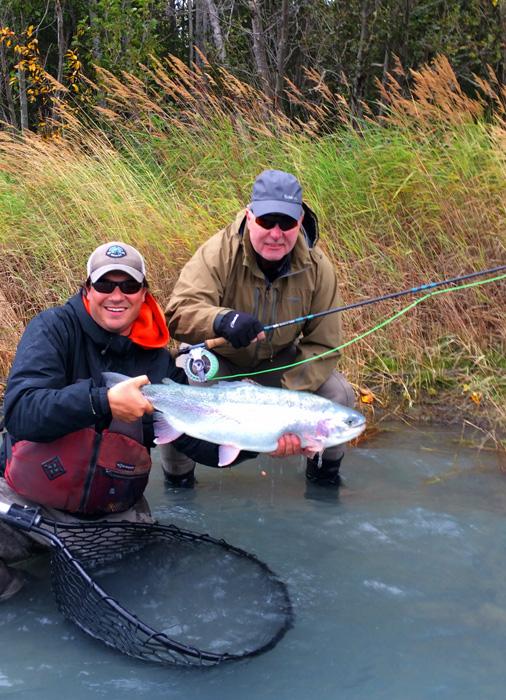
[0,55,504,443]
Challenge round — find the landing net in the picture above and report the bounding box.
[45,519,293,666]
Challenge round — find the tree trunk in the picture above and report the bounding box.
[88,0,103,62]
[195,0,207,60]
[352,0,380,120]
[401,0,413,68]
[53,0,66,120]
[18,66,29,130]
[274,0,289,107]
[378,0,402,117]
[249,0,273,100]
[203,0,226,62]
[188,0,194,64]
[55,0,66,84]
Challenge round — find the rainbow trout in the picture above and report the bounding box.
[105,374,366,466]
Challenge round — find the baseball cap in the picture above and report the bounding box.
[87,242,146,283]
[249,169,303,219]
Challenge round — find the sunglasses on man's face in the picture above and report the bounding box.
[91,278,144,295]
[255,214,299,231]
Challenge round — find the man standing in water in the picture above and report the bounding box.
[0,241,301,600]
[162,169,355,489]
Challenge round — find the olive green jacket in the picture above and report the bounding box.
[166,207,343,392]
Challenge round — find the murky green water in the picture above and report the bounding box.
[1,423,505,699]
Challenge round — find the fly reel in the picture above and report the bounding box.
[184,347,219,383]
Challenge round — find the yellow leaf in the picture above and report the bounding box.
[359,387,375,404]
[470,392,482,405]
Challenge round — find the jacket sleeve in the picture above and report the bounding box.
[4,312,109,442]
[165,229,236,343]
[281,251,343,393]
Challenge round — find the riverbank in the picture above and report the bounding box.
[365,398,505,447]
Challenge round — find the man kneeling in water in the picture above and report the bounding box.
[163,170,355,489]
[0,241,303,600]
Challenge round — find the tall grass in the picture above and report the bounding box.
[0,55,504,437]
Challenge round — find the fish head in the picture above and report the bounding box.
[315,406,366,448]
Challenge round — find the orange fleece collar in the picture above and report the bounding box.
[82,291,170,349]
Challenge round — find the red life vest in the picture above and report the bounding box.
[4,426,151,516]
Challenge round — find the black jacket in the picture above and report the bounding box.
[2,291,239,467]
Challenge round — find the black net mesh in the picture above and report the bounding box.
[38,518,292,666]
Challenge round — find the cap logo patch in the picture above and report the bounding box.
[106,244,127,258]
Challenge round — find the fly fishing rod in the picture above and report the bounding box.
[0,501,292,666]
[177,264,506,381]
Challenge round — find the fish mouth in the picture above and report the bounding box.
[346,424,366,439]
[339,420,366,443]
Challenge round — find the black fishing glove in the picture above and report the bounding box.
[215,310,264,349]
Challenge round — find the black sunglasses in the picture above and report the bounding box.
[91,278,144,295]
[255,214,299,231]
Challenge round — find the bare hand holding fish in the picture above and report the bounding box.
[269,433,316,458]
[107,375,155,422]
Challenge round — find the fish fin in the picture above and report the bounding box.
[152,411,183,444]
[304,447,320,459]
[218,444,241,467]
[102,371,131,388]
[301,436,324,458]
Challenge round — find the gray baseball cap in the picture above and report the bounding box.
[87,242,146,283]
[249,169,303,219]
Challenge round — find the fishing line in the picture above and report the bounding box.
[213,272,506,381]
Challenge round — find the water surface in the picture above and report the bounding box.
[1,423,505,699]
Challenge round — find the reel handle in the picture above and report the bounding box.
[204,336,228,350]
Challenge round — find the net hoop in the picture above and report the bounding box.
[38,518,293,666]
